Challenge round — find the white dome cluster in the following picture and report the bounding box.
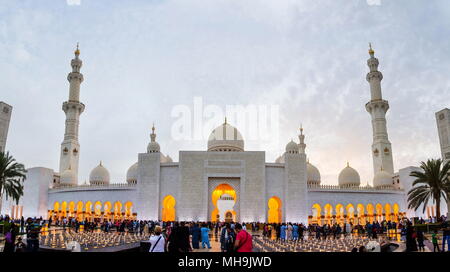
[60,167,76,184]
[373,169,393,188]
[208,120,244,152]
[307,162,321,185]
[338,163,360,187]
[285,140,298,154]
[126,162,138,185]
[89,162,110,185]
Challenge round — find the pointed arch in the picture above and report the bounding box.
[357,204,365,224]
[268,196,282,223]
[312,204,322,225]
[324,204,333,225]
[125,201,133,218]
[346,204,355,224]
[376,203,383,222]
[366,203,375,223]
[114,201,122,220]
[162,195,176,221]
[385,203,392,221]
[335,204,344,225]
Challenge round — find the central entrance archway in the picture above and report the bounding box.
[211,183,236,222]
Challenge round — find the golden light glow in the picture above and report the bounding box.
[385,203,392,221]
[125,201,133,218]
[312,203,322,225]
[268,196,282,223]
[324,204,333,225]
[335,204,344,224]
[211,184,236,222]
[94,201,102,216]
[162,195,176,221]
[376,203,383,222]
[366,203,375,223]
[357,204,365,224]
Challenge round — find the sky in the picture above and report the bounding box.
[1,0,450,185]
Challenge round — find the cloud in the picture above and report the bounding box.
[1,0,449,185]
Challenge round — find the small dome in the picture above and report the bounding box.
[208,121,244,152]
[147,141,160,153]
[307,162,321,185]
[338,163,360,187]
[126,162,138,184]
[373,170,393,188]
[60,168,76,184]
[285,140,298,154]
[89,162,110,185]
[160,154,173,163]
[275,155,285,163]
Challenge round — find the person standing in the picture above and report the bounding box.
[441,221,450,252]
[432,229,440,252]
[416,229,425,252]
[191,223,201,249]
[234,223,252,252]
[201,223,212,249]
[149,226,166,252]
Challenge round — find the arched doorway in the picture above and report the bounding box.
[336,204,344,225]
[268,196,282,223]
[367,204,375,223]
[311,204,322,225]
[104,202,112,221]
[114,201,122,221]
[162,195,176,221]
[324,204,333,225]
[76,201,84,221]
[357,204,365,225]
[346,204,355,224]
[393,203,400,222]
[376,203,383,222]
[211,184,236,222]
[385,203,392,221]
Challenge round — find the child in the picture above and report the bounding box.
[432,229,440,252]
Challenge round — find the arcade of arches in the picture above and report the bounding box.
[309,203,404,225]
[48,201,135,222]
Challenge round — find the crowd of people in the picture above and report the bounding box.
[1,213,450,252]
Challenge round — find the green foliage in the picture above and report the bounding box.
[407,159,450,218]
[0,151,27,205]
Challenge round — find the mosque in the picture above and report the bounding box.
[2,45,440,225]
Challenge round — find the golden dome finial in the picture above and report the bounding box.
[368,43,374,56]
[152,123,155,133]
[300,124,303,135]
[75,42,80,56]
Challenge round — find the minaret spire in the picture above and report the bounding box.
[365,44,394,175]
[59,44,85,185]
[298,124,306,154]
[151,123,156,142]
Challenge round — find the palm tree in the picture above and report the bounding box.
[408,159,450,219]
[0,151,27,215]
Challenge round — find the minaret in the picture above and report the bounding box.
[365,44,394,175]
[59,43,85,185]
[298,124,306,154]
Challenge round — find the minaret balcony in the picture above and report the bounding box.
[366,70,383,82]
[62,101,85,114]
[365,99,389,114]
[67,72,84,83]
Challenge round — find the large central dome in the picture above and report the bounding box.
[207,120,244,152]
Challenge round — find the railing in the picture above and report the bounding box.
[49,182,137,192]
[308,183,402,192]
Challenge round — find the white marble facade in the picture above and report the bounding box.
[3,45,447,224]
